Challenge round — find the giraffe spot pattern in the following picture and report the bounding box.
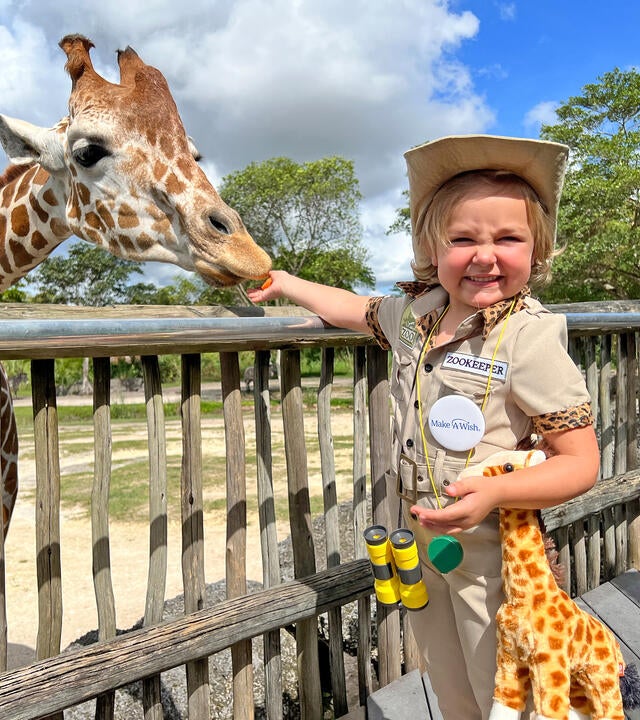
[42,188,59,206]
[32,230,48,250]
[10,205,30,237]
[29,194,49,224]
[118,204,140,229]
[165,172,186,196]
[76,182,91,206]
[85,211,106,231]
[95,201,116,229]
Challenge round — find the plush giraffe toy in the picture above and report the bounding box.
[458,449,639,720]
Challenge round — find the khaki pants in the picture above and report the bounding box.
[404,509,536,720]
[401,500,504,720]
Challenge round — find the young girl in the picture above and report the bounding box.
[247,135,600,720]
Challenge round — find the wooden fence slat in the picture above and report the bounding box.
[280,348,322,719]
[221,351,254,720]
[253,350,283,720]
[180,354,210,720]
[91,357,117,720]
[318,347,348,717]
[31,358,63,720]
[600,335,613,480]
[615,334,629,476]
[366,345,401,687]
[31,359,63,660]
[140,355,168,720]
[353,346,373,707]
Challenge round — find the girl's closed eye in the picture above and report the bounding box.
[449,237,475,245]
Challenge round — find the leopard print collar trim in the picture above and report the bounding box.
[481,287,531,339]
[397,283,531,343]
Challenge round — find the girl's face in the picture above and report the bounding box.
[431,187,535,318]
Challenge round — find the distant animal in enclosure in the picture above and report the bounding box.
[0,34,271,537]
[243,362,279,392]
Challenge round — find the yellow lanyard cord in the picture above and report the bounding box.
[415,297,517,509]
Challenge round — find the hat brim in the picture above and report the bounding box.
[404,134,569,263]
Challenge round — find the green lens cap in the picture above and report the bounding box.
[428,535,463,574]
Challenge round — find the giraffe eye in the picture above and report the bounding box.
[73,143,110,168]
[209,214,230,235]
[503,463,515,473]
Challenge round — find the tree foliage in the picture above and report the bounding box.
[220,156,374,291]
[540,68,640,302]
[31,242,144,306]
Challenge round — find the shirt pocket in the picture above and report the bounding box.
[390,351,415,402]
[436,367,495,405]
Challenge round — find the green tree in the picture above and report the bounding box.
[220,156,374,292]
[127,274,248,306]
[540,68,640,302]
[0,278,30,302]
[32,241,144,306]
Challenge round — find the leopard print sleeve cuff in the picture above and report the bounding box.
[365,296,390,350]
[532,401,594,435]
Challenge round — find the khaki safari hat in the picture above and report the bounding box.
[404,134,569,269]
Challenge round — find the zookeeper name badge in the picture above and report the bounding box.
[442,351,508,382]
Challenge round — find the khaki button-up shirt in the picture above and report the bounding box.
[365,284,593,525]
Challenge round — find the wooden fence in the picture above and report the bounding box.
[0,300,638,720]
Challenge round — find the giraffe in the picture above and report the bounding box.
[0,34,272,536]
[458,449,632,720]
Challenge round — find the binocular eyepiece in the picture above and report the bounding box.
[364,525,428,610]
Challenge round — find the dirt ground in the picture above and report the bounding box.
[5,382,356,670]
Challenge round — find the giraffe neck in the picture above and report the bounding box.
[0,163,71,291]
[499,507,557,603]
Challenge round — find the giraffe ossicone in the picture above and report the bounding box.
[0,34,272,536]
[458,449,636,720]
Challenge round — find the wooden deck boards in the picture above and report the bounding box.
[364,569,640,720]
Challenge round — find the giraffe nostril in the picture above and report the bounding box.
[208,214,230,235]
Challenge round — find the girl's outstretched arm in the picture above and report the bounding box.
[247,270,373,334]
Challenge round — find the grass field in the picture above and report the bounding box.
[14,392,357,524]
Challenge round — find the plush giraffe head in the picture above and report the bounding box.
[0,34,271,287]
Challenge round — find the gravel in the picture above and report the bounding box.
[64,501,372,719]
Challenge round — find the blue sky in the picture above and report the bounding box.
[0,1,638,294]
[454,2,640,139]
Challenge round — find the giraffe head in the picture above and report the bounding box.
[0,34,271,287]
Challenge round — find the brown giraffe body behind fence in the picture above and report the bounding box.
[0,34,271,535]
[459,450,629,720]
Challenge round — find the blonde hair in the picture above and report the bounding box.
[411,170,556,288]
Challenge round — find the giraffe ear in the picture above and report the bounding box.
[0,115,65,172]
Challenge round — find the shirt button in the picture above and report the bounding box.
[414,400,420,409]
[442,479,450,486]
[406,439,414,448]
[424,363,433,373]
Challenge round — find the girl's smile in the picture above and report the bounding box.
[431,188,535,321]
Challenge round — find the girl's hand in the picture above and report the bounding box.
[410,474,499,534]
[246,270,289,303]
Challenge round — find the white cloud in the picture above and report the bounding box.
[524,100,558,130]
[497,2,516,21]
[0,0,493,292]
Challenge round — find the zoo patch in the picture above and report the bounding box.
[399,304,418,349]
